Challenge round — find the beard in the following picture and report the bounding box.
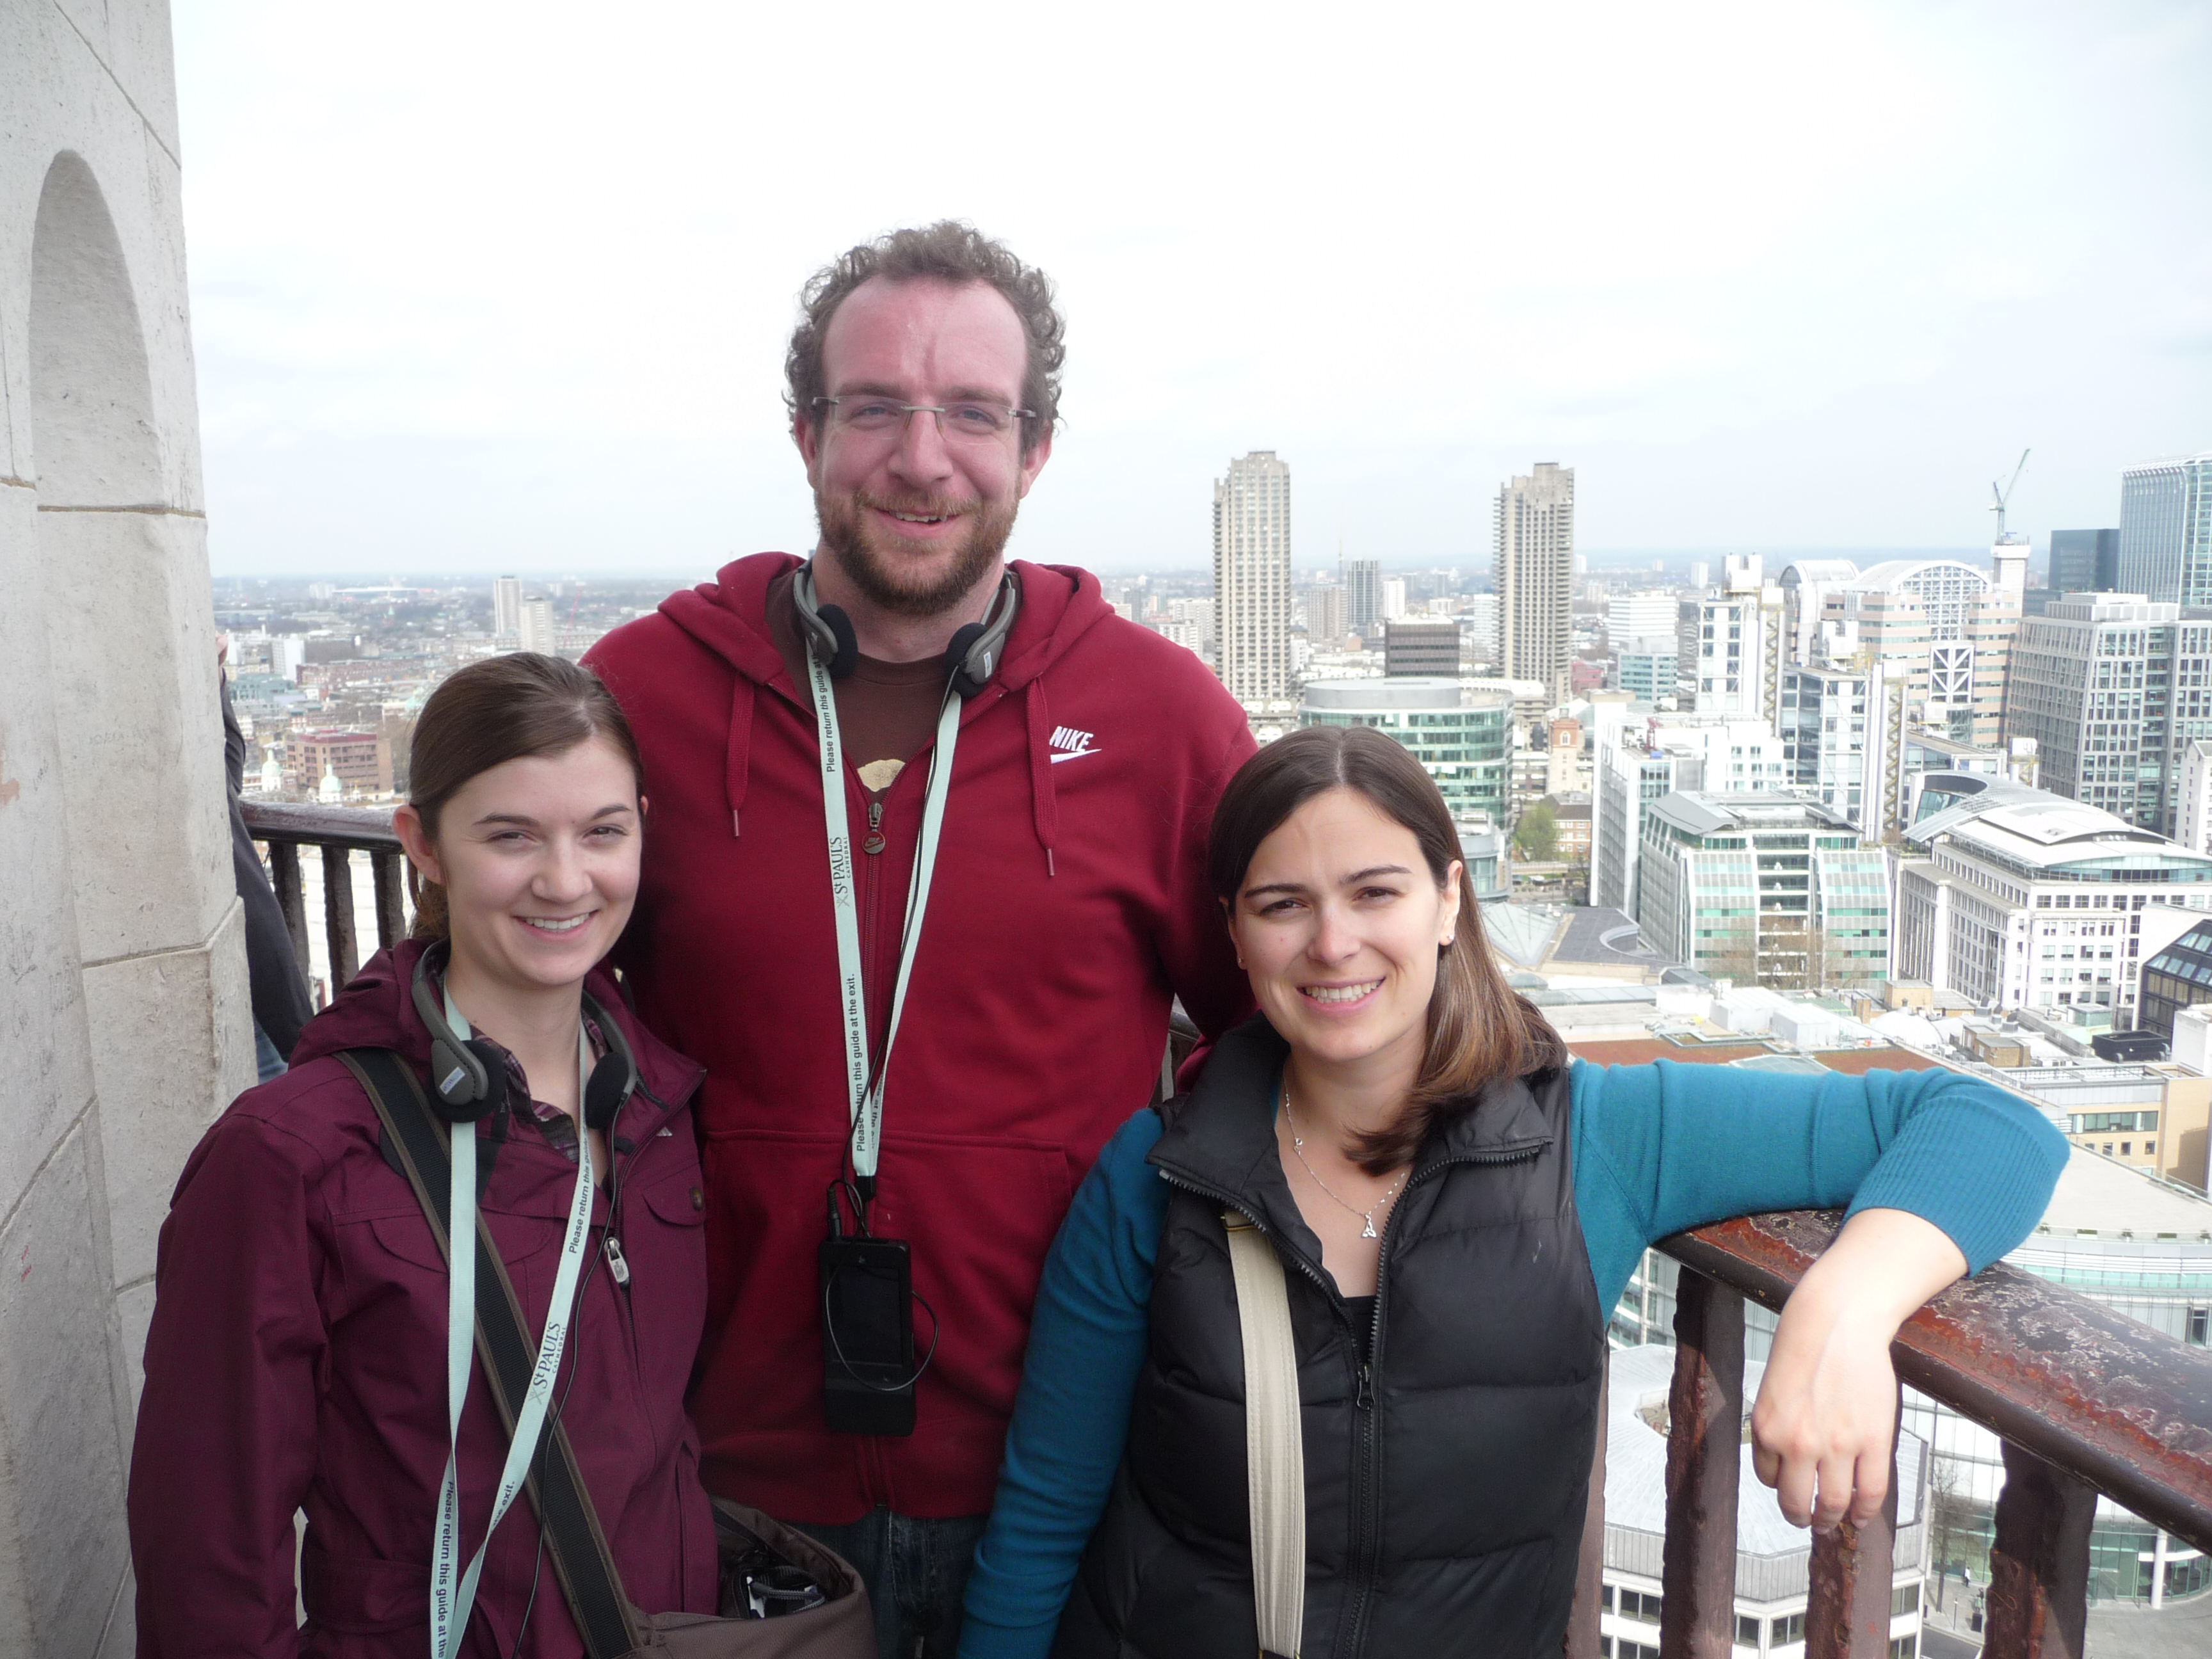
[815,486,1018,618]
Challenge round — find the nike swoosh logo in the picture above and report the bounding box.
[1049,748,1100,764]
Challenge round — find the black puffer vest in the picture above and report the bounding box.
[1055,1017,1603,1659]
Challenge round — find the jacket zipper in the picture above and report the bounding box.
[1340,1138,1548,1659]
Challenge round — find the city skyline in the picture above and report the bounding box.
[172,4,2210,576]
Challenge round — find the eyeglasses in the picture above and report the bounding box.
[812,395,1034,444]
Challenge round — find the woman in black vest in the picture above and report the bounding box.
[956,726,2067,1659]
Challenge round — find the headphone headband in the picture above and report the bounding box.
[408,942,638,1130]
[794,563,1020,698]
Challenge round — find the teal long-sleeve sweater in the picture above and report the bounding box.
[957,1056,2068,1659]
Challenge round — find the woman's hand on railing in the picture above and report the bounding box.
[1748,1206,1969,1534]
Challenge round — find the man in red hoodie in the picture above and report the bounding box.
[584,223,1255,1657]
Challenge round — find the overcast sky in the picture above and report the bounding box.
[174,1,2211,579]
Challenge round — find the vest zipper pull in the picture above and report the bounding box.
[863,799,886,856]
[1356,1362,1374,1412]
[604,1236,631,1286]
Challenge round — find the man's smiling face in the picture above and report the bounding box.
[797,275,1052,618]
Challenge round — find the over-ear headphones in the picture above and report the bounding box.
[793,563,1021,700]
[410,943,639,1132]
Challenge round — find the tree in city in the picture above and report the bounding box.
[1514,800,1558,863]
[1927,1452,1971,1612]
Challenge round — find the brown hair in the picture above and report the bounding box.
[1206,726,1566,1172]
[405,652,643,939]
[785,221,1065,455]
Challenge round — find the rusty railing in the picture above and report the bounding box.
[1566,1208,2212,1659]
[239,799,406,995]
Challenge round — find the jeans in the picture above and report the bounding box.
[796,1509,989,1659]
[253,1022,289,1084]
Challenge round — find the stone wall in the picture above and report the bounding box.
[0,1,252,1647]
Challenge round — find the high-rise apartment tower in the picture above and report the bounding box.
[1494,462,1575,704]
[493,573,524,639]
[1214,451,1293,704]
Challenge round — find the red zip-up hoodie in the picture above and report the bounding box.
[584,554,1254,1523]
[128,940,716,1656]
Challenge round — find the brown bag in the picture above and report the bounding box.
[344,1048,876,1659]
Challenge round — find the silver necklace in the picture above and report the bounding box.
[1282,1076,1406,1240]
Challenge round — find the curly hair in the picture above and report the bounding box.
[785,221,1064,455]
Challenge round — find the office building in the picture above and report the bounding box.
[1606,589,1675,645]
[1306,584,1349,648]
[1381,576,1407,621]
[1779,664,1871,826]
[2180,741,2212,856]
[1682,555,1784,722]
[1213,451,1293,703]
[2005,596,2212,835]
[1300,680,1511,821]
[1688,560,1710,591]
[1612,638,1676,701]
[1343,557,1382,636]
[518,595,557,656]
[1892,774,2212,1022]
[1494,461,1575,704]
[2117,453,2212,605]
[1383,619,1459,677]
[493,573,524,639]
[1635,793,1886,990]
[2049,529,2120,597]
[1462,592,1500,664]
[1591,717,1786,916]
[286,729,395,797]
[1777,559,1861,669]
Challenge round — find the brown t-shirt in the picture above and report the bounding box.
[764,570,948,796]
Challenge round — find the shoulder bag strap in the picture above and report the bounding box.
[339,1048,643,1659]
[1221,1209,1306,1659]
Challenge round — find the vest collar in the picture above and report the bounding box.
[1148,1013,1560,1253]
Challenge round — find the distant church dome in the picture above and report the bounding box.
[319,765,344,805]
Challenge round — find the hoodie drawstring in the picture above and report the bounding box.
[1024,678,1059,878]
[726,675,755,837]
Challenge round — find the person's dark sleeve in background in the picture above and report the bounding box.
[222,671,313,1059]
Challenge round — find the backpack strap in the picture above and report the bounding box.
[1221,1209,1305,1659]
[339,1047,643,1659]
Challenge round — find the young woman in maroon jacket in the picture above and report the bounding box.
[128,653,720,1657]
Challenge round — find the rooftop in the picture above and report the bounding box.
[1648,790,1858,836]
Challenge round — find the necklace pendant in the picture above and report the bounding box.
[1361,1217,1379,1240]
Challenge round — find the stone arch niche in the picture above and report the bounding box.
[32,150,226,956]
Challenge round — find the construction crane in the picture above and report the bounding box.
[1991,449,2031,540]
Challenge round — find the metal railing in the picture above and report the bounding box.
[239,799,406,995]
[1566,1208,2212,1659]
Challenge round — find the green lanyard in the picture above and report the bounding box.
[804,645,963,1185]
[430,993,595,1659]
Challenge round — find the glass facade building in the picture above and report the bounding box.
[1299,678,1511,822]
[2117,453,2212,607]
[2140,918,2212,1040]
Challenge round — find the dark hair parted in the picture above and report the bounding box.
[404,652,643,940]
[1206,726,1567,1173]
[785,221,1065,455]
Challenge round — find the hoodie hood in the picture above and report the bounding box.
[291,935,703,1109]
[654,552,1115,869]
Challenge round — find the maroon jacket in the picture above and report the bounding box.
[129,938,717,1657]
[584,555,1254,1524]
